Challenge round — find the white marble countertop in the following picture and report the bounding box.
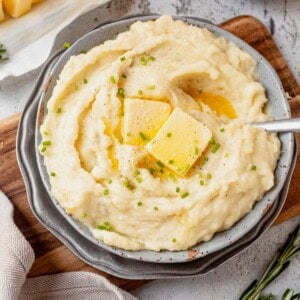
[0,0,299,299]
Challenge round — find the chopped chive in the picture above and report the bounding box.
[42,141,51,146]
[149,56,155,61]
[140,57,147,65]
[209,138,216,145]
[140,54,155,66]
[204,156,209,161]
[147,85,156,90]
[56,107,62,114]
[251,165,257,171]
[139,132,147,141]
[110,75,116,84]
[63,42,71,49]
[50,172,56,177]
[120,56,126,61]
[80,50,87,54]
[168,160,174,164]
[134,169,141,176]
[153,206,159,211]
[107,179,112,184]
[149,168,156,175]
[136,177,143,183]
[44,131,48,136]
[206,173,212,179]
[211,143,221,153]
[157,161,165,168]
[200,180,205,186]
[181,192,189,199]
[82,212,87,218]
[176,187,180,193]
[123,179,135,190]
[83,78,88,84]
[96,221,113,231]
[198,172,203,178]
[103,189,109,195]
[41,146,47,152]
[117,87,125,98]
[74,84,79,91]
[166,132,172,137]
[121,73,127,79]
[220,128,225,132]
[172,238,177,243]
[138,89,143,95]
[126,132,131,136]
[137,201,143,206]
[224,152,229,158]
[194,146,199,155]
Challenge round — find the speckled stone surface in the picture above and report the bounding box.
[0,0,299,298]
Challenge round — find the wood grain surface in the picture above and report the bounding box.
[0,16,299,291]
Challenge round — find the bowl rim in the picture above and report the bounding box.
[18,14,295,266]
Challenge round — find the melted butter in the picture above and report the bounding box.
[186,90,237,119]
[102,117,119,171]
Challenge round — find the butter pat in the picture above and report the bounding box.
[146,108,212,176]
[3,0,31,18]
[0,0,4,21]
[123,98,171,146]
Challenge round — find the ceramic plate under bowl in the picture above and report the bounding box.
[17,14,295,276]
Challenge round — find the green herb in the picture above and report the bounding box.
[140,53,156,66]
[137,201,143,207]
[107,178,112,184]
[123,179,135,190]
[139,132,148,141]
[117,87,125,98]
[220,128,225,132]
[80,50,87,54]
[181,192,189,199]
[147,85,156,90]
[251,165,257,171]
[206,173,212,180]
[0,43,9,63]
[138,89,143,95]
[44,131,49,136]
[176,187,180,193]
[103,189,109,195]
[50,172,56,177]
[194,146,199,155]
[209,138,216,145]
[82,212,87,218]
[172,238,177,243]
[198,172,203,178]
[121,73,127,79]
[211,143,221,153]
[126,132,131,136]
[110,75,116,84]
[41,147,47,153]
[169,173,176,182]
[153,206,159,211]
[42,141,51,146]
[56,107,62,114]
[134,169,141,176]
[167,132,172,137]
[136,177,143,183]
[168,160,174,164]
[200,180,205,186]
[74,84,79,91]
[240,225,300,300]
[83,78,88,84]
[120,56,126,61]
[96,221,113,231]
[157,161,165,168]
[63,42,71,49]
[224,152,229,158]
[149,168,156,175]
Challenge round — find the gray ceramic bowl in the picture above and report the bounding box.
[17,13,296,277]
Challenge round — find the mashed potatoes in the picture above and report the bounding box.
[40,16,280,251]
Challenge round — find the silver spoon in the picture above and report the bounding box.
[253,118,300,132]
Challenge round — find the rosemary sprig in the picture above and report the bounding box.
[0,43,9,63]
[240,225,300,300]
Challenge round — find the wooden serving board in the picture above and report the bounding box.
[0,16,299,291]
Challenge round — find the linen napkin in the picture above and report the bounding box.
[0,190,136,300]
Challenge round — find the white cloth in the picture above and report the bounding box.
[0,191,137,300]
[0,0,109,80]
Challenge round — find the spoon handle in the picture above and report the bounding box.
[253,118,300,132]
